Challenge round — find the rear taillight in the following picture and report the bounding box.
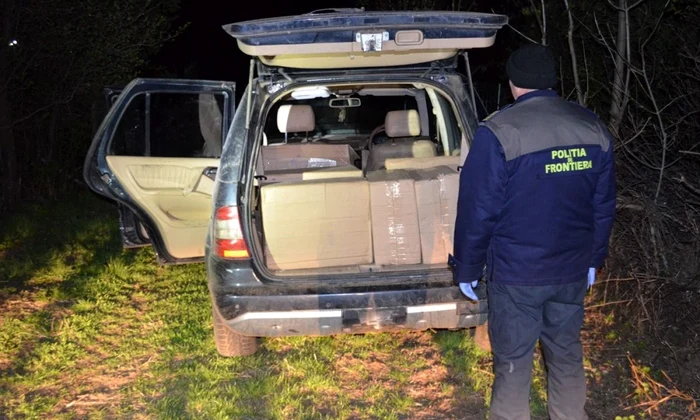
[214,206,250,259]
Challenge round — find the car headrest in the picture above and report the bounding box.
[385,110,420,138]
[277,104,315,134]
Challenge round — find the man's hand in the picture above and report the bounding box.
[459,280,479,301]
[588,267,596,289]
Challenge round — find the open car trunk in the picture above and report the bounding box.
[248,80,469,277]
[226,10,507,277]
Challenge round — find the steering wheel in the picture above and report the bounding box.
[367,124,387,150]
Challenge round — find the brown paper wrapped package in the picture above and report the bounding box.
[367,170,422,265]
[410,166,460,264]
[261,178,373,270]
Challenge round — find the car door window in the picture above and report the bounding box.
[111,94,146,156]
[110,92,226,158]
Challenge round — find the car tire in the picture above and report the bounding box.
[212,308,260,357]
[473,323,491,352]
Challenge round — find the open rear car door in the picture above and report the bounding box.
[84,79,235,264]
[224,9,508,69]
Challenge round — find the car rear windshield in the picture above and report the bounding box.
[264,95,419,138]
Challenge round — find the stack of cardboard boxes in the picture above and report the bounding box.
[261,178,373,270]
[259,144,460,271]
[411,167,460,265]
[366,166,459,267]
[367,170,422,266]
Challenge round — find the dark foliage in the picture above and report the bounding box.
[0,0,182,209]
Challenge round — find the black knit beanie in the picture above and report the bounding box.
[506,44,557,90]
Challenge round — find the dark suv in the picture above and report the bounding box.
[84,9,508,356]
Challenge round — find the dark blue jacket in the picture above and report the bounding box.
[450,90,616,286]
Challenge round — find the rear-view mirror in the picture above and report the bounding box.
[329,97,361,108]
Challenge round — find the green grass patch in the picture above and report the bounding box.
[1,193,553,419]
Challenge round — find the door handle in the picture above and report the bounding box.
[203,167,217,181]
[183,167,218,197]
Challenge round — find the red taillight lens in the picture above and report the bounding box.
[214,206,250,259]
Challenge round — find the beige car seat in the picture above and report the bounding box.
[365,110,437,172]
[255,104,317,182]
[276,104,315,143]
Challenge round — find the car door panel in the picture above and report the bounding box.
[106,157,212,259]
[106,157,217,240]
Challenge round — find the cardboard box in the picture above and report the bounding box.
[260,166,362,185]
[385,155,460,171]
[367,170,421,265]
[261,179,373,270]
[302,166,363,181]
[261,144,360,172]
[411,166,460,264]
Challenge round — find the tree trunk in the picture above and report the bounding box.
[609,0,628,135]
[541,0,547,46]
[564,0,585,105]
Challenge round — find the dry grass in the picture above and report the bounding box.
[627,354,698,417]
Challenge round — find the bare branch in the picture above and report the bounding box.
[617,131,662,170]
[507,24,539,45]
[641,0,669,52]
[609,0,628,134]
[592,13,615,57]
[559,56,565,94]
[615,117,652,149]
[491,8,539,45]
[529,0,544,37]
[607,0,645,10]
[675,174,700,197]
[582,39,590,105]
[636,0,672,202]
[620,3,633,118]
[563,0,585,104]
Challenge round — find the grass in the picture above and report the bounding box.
[0,193,550,419]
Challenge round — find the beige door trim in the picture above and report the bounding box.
[106,156,219,259]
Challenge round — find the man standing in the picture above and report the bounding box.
[449,44,616,420]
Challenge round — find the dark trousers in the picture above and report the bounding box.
[487,279,588,420]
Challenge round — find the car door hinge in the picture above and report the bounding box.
[101,173,127,199]
[267,81,287,95]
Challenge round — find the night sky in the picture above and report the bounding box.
[149,0,360,92]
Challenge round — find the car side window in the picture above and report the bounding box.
[111,94,146,156]
[436,94,462,153]
[109,92,226,158]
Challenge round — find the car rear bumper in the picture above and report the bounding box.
[213,285,488,337]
